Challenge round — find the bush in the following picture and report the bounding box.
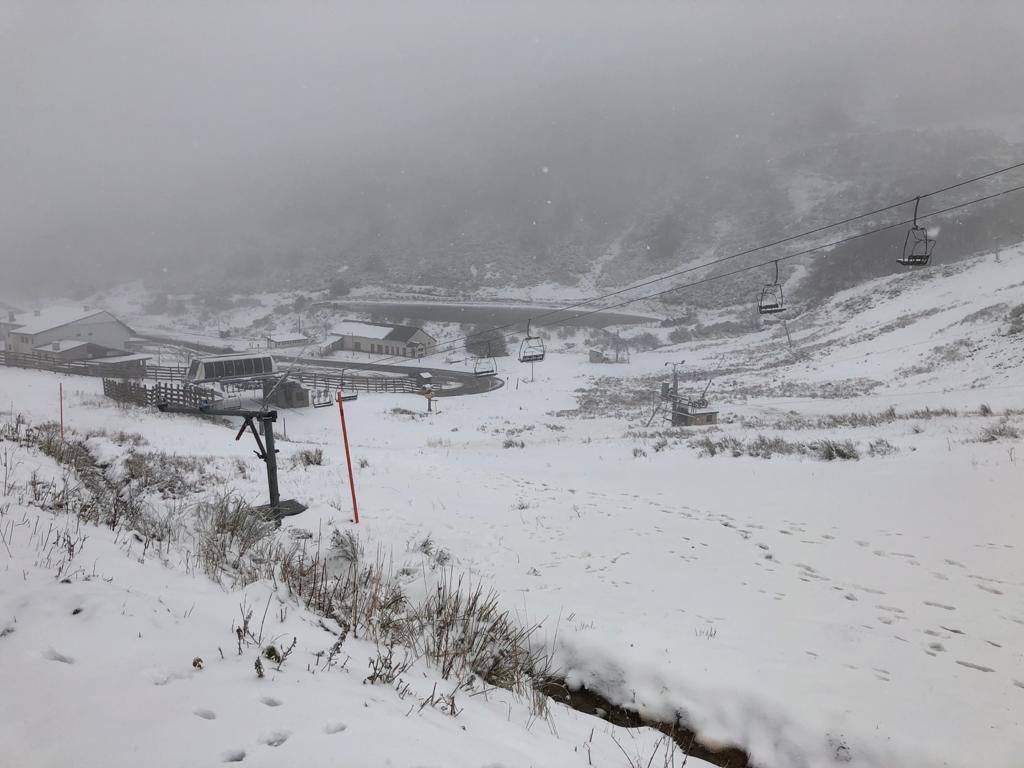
[668,326,693,344]
[624,331,661,352]
[815,440,860,461]
[868,438,898,457]
[328,277,351,298]
[502,439,525,449]
[977,420,1020,442]
[292,448,325,468]
[465,324,510,358]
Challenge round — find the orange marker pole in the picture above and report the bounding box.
[336,391,359,524]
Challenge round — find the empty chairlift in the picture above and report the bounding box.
[473,343,498,377]
[758,261,786,315]
[311,386,334,408]
[897,196,935,267]
[518,320,545,364]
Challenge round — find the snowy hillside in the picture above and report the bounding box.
[2,247,1023,768]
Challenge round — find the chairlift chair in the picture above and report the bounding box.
[473,343,498,378]
[758,261,786,315]
[312,388,333,408]
[897,197,935,267]
[518,319,546,364]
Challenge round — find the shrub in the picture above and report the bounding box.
[815,440,860,461]
[624,331,661,351]
[327,277,351,297]
[868,438,898,457]
[668,326,693,344]
[977,420,1020,442]
[292,448,325,468]
[502,439,525,449]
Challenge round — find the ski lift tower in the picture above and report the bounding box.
[156,403,307,520]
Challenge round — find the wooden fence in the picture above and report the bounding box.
[1,350,186,381]
[102,379,217,409]
[292,369,420,394]
[4,349,420,396]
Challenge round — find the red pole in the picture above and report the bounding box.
[336,391,359,524]
[59,382,64,441]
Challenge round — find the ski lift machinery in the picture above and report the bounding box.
[898,196,935,266]
[758,260,786,315]
[518,319,546,364]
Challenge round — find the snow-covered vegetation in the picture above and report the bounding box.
[3,248,1023,767]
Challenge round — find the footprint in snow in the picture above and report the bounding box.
[41,648,74,664]
[955,660,994,673]
[924,601,957,611]
[221,749,246,762]
[259,730,291,747]
[260,696,283,707]
[977,584,1004,595]
[323,721,348,735]
[193,708,217,720]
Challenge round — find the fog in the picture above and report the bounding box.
[2,0,1023,295]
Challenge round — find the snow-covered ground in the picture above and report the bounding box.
[3,248,1024,767]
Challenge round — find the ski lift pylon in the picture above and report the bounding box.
[897,196,935,266]
[518,319,545,364]
[758,260,786,315]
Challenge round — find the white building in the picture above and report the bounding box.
[0,306,134,359]
[266,332,310,350]
[328,321,436,358]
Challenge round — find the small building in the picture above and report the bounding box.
[266,332,310,350]
[88,353,153,379]
[1,306,134,357]
[33,339,94,362]
[670,402,719,427]
[328,321,436,358]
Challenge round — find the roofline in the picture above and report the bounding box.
[8,309,135,338]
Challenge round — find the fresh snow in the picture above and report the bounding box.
[3,248,1024,768]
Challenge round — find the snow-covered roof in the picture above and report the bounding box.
[33,339,89,353]
[267,332,309,343]
[385,325,431,343]
[9,307,131,337]
[91,353,152,364]
[331,321,394,340]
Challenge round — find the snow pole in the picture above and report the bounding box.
[59,382,64,441]
[336,390,359,524]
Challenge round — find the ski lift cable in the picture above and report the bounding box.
[364,171,1024,367]
[536,182,1024,325]
[363,165,1024,367]
[373,180,1024,366]
[260,334,322,410]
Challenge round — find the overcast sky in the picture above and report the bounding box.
[2,0,1023,294]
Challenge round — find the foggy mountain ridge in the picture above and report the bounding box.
[174,125,1024,310]
[3,1,1024,309]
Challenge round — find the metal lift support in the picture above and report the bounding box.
[156,403,307,520]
